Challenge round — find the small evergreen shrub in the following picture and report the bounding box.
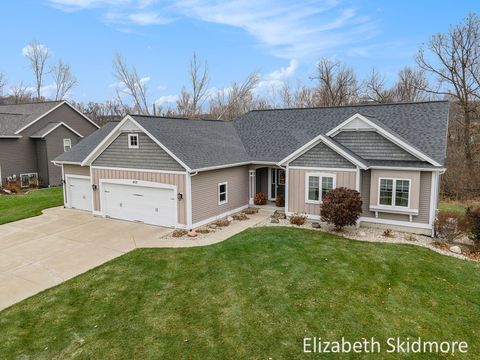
[321,187,362,230]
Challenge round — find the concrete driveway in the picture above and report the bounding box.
[0,207,171,311]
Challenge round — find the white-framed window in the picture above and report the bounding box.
[63,138,71,152]
[20,173,38,188]
[218,182,228,205]
[378,178,410,208]
[128,133,139,149]
[305,173,336,204]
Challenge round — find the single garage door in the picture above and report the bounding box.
[102,181,176,227]
[66,176,92,211]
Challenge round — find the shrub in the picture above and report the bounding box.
[254,192,267,205]
[243,207,259,215]
[214,219,230,227]
[320,187,362,230]
[4,182,21,194]
[232,212,249,221]
[435,211,469,242]
[275,195,285,207]
[466,207,480,250]
[172,229,188,238]
[382,229,394,238]
[289,214,306,226]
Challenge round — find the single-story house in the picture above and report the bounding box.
[54,101,449,236]
[0,101,99,187]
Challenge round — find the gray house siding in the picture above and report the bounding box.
[290,141,355,168]
[334,131,419,161]
[0,138,38,184]
[35,140,49,186]
[93,132,185,171]
[45,125,82,185]
[0,103,98,186]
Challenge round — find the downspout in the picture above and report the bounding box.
[187,171,198,230]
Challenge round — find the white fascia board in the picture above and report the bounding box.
[278,134,367,169]
[326,113,441,167]
[192,161,253,172]
[52,160,82,165]
[14,101,65,135]
[369,166,446,172]
[0,135,22,138]
[36,122,84,139]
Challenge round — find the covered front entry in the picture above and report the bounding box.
[249,166,285,204]
[101,179,177,228]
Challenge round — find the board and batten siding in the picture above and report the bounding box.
[333,131,419,161]
[360,169,431,224]
[191,166,249,224]
[93,132,185,172]
[91,168,187,225]
[287,168,356,216]
[290,142,355,168]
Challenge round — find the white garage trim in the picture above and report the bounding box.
[65,174,92,211]
[99,178,178,228]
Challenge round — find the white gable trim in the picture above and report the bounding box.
[326,113,441,167]
[30,122,84,139]
[14,101,99,135]
[278,134,368,169]
[81,115,191,172]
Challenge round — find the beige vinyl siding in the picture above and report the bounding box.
[92,168,187,225]
[63,164,90,177]
[361,170,431,224]
[287,167,356,216]
[369,170,421,210]
[191,166,249,224]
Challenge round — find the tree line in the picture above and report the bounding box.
[0,13,479,199]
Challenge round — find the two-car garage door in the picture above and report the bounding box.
[102,181,177,227]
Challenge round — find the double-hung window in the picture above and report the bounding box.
[218,182,228,205]
[63,138,71,152]
[379,178,410,208]
[305,173,335,203]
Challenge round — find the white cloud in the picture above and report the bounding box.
[255,59,299,94]
[22,43,49,57]
[47,0,377,59]
[155,94,179,106]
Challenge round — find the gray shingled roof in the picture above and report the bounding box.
[0,101,63,136]
[233,101,449,164]
[30,122,61,138]
[55,101,449,169]
[54,122,118,163]
[133,116,251,169]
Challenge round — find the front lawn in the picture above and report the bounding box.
[0,187,64,225]
[1,227,479,359]
[439,199,480,214]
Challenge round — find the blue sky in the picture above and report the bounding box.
[0,1,477,106]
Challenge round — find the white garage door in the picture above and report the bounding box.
[66,176,92,211]
[102,181,176,227]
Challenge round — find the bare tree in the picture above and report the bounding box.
[189,52,209,116]
[394,66,430,102]
[23,39,50,99]
[10,83,33,104]
[112,53,150,115]
[209,72,260,120]
[0,72,6,96]
[175,88,192,117]
[50,60,78,100]
[362,68,394,103]
[312,58,358,106]
[416,12,480,170]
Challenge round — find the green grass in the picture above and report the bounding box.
[439,199,480,214]
[1,227,479,359]
[0,187,64,225]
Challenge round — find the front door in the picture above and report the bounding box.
[269,168,285,200]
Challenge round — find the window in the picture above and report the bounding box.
[20,173,38,188]
[378,178,410,208]
[128,133,139,149]
[305,173,336,204]
[63,138,71,152]
[218,182,228,205]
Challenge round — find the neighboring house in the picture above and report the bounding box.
[54,101,449,236]
[0,101,99,187]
